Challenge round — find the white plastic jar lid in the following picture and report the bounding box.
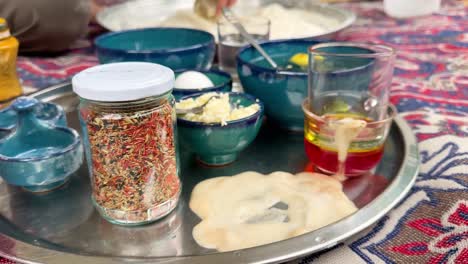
[72,62,174,102]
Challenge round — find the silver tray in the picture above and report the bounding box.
[96,0,356,40]
[0,83,419,264]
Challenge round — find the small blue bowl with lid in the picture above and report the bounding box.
[95,27,216,71]
[0,97,83,192]
[173,69,232,100]
[0,100,67,139]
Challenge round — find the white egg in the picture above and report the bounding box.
[174,71,214,90]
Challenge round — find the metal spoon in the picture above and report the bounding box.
[176,95,220,115]
[222,7,278,69]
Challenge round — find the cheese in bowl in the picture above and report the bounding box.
[176,92,260,126]
[176,92,264,166]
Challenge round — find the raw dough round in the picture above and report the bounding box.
[189,171,357,252]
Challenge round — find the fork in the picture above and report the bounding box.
[176,95,220,115]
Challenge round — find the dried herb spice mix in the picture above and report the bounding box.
[73,62,181,225]
[84,101,180,223]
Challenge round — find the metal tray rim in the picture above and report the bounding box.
[0,83,419,264]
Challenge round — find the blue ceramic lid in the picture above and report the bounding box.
[12,96,39,111]
[0,97,66,131]
[72,62,175,102]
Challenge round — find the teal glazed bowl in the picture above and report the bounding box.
[237,40,319,131]
[0,97,83,192]
[177,92,264,166]
[173,69,232,100]
[95,28,216,71]
[237,39,374,131]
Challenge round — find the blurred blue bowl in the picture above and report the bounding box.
[173,69,232,100]
[95,28,216,71]
[0,97,83,193]
[237,40,318,131]
[237,39,374,131]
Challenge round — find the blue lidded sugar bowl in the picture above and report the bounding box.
[0,99,67,139]
[0,97,83,192]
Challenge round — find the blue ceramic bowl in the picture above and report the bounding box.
[0,97,83,192]
[177,92,264,166]
[95,28,216,71]
[173,69,232,100]
[0,101,67,139]
[237,39,374,131]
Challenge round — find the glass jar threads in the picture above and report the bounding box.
[73,62,181,226]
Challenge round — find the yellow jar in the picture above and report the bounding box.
[0,18,22,103]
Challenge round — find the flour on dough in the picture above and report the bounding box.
[160,4,339,40]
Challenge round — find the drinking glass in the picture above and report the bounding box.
[304,43,396,176]
[217,17,270,77]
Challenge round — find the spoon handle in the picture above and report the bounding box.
[221,8,278,69]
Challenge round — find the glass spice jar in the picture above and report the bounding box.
[72,62,181,226]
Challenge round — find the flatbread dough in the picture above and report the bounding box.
[189,171,357,252]
[160,4,338,40]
